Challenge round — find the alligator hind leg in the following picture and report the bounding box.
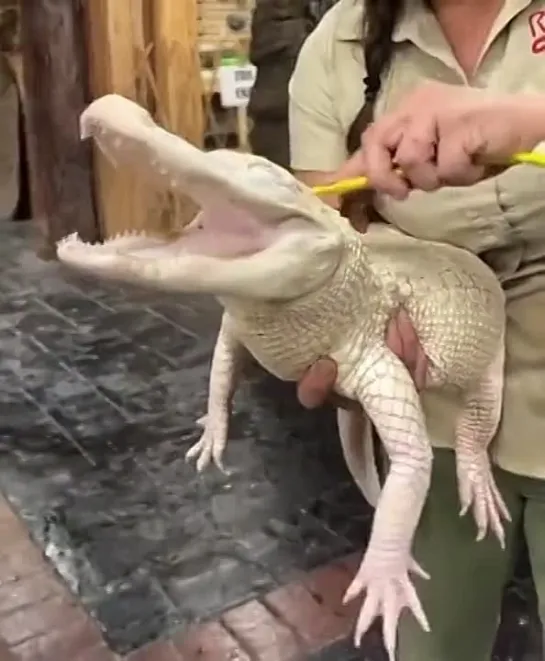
[336,345,433,661]
[455,341,511,548]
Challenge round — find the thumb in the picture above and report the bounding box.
[296,358,338,409]
[334,151,367,181]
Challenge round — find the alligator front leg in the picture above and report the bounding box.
[185,313,244,472]
[336,345,433,661]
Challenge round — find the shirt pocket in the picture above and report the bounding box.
[494,159,545,244]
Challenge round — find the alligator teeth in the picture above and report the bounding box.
[57,232,81,247]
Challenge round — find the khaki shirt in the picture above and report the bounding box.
[289,0,545,478]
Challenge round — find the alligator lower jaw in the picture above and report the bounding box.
[55,211,293,284]
[58,203,287,268]
[56,229,224,292]
[55,227,243,271]
[56,215,344,302]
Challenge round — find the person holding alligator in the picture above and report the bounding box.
[291,1,545,660]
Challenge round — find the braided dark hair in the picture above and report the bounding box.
[341,0,404,224]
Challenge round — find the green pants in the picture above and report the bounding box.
[397,448,544,661]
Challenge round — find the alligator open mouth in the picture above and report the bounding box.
[57,201,294,267]
[57,95,343,299]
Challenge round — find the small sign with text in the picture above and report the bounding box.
[217,63,257,108]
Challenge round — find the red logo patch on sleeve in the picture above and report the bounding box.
[529,10,545,53]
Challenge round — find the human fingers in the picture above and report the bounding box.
[297,357,338,409]
[395,309,419,375]
[386,309,427,387]
[391,116,442,192]
[361,119,411,200]
[335,150,368,180]
[412,344,428,391]
[435,128,488,186]
[385,313,405,362]
[395,308,428,390]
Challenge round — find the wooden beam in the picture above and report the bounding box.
[19,0,98,258]
[153,0,204,145]
[85,0,160,238]
[5,54,38,220]
[152,0,204,229]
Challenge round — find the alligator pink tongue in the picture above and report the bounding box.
[174,204,275,258]
[124,203,275,260]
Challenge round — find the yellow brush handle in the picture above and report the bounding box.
[312,176,371,197]
[511,150,545,167]
[312,150,545,197]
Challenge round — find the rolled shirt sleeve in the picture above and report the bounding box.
[288,20,348,173]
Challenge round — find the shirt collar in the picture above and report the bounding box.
[334,0,534,43]
[334,0,428,42]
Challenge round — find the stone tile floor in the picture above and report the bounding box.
[0,220,541,660]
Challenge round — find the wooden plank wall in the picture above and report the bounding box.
[198,0,254,50]
[85,0,160,238]
[20,0,98,256]
[152,0,203,229]
[10,0,256,241]
[85,0,205,238]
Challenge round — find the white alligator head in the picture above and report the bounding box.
[57,94,352,300]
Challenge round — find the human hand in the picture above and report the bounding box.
[296,308,428,410]
[343,82,545,199]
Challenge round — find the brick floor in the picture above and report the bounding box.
[0,499,112,660]
[0,492,369,661]
[3,468,537,661]
[174,621,251,660]
[0,495,366,660]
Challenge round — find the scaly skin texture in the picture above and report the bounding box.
[186,312,381,506]
[56,94,511,661]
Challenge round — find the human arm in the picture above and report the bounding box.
[288,10,347,203]
[350,82,545,199]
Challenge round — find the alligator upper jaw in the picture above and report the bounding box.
[79,94,338,230]
[59,95,344,298]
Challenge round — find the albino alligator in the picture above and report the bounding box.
[56,94,510,660]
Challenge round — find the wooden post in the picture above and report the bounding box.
[85,0,161,238]
[152,0,204,229]
[19,0,98,257]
